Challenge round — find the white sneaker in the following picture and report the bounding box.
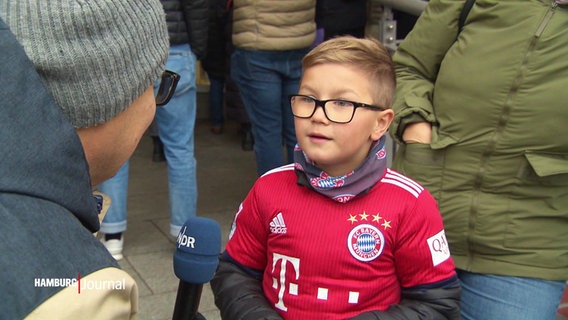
[101,236,124,261]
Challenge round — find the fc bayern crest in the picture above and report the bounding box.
[347,224,385,262]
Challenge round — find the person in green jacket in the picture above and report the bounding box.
[389,0,568,319]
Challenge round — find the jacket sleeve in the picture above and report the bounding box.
[181,0,209,59]
[348,275,461,320]
[210,251,284,320]
[389,0,467,144]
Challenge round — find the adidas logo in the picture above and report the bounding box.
[270,212,287,234]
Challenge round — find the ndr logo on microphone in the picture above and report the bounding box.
[177,226,196,248]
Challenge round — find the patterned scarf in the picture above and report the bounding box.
[294,135,388,203]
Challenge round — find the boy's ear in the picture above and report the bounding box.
[371,109,395,141]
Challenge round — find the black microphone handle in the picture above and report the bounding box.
[172,280,203,320]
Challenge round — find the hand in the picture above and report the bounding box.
[402,122,432,144]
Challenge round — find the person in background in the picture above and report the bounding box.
[97,0,208,260]
[211,36,460,320]
[0,0,171,318]
[230,0,317,176]
[316,0,367,41]
[225,76,254,151]
[203,0,254,152]
[224,0,254,151]
[390,1,568,319]
[202,0,227,135]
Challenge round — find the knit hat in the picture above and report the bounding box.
[0,1,169,128]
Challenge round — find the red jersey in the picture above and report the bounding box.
[226,165,455,319]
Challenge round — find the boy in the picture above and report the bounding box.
[211,36,460,319]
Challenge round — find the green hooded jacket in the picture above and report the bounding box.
[390,0,568,280]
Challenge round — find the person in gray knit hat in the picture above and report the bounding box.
[0,1,172,318]
[2,0,169,128]
[1,0,173,185]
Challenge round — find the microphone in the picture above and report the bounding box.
[172,217,221,320]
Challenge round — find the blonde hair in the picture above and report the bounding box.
[302,36,395,108]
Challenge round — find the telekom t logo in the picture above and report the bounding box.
[271,253,300,311]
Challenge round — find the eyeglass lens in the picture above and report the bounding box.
[290,95,355,123]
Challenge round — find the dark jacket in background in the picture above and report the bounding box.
[316,0,367,39]
[202,0,227,79]
[202,0,249,124]
[161,0,209,59]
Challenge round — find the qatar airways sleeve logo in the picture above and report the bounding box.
[427,230,451,266]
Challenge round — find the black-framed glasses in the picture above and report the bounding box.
[289,94,386,124]
[155,70,180,106]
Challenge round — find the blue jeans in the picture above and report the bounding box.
[99,44,198,237]
[98,161,129,234]
[231,48,307,175]
[458,270,564,320]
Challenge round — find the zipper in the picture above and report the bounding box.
[535,2,557,37]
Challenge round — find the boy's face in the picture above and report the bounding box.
[294,63,394,177]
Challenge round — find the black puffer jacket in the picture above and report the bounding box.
[161,0,208,59]
[316,0,367,31]
[212,252,461,319]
